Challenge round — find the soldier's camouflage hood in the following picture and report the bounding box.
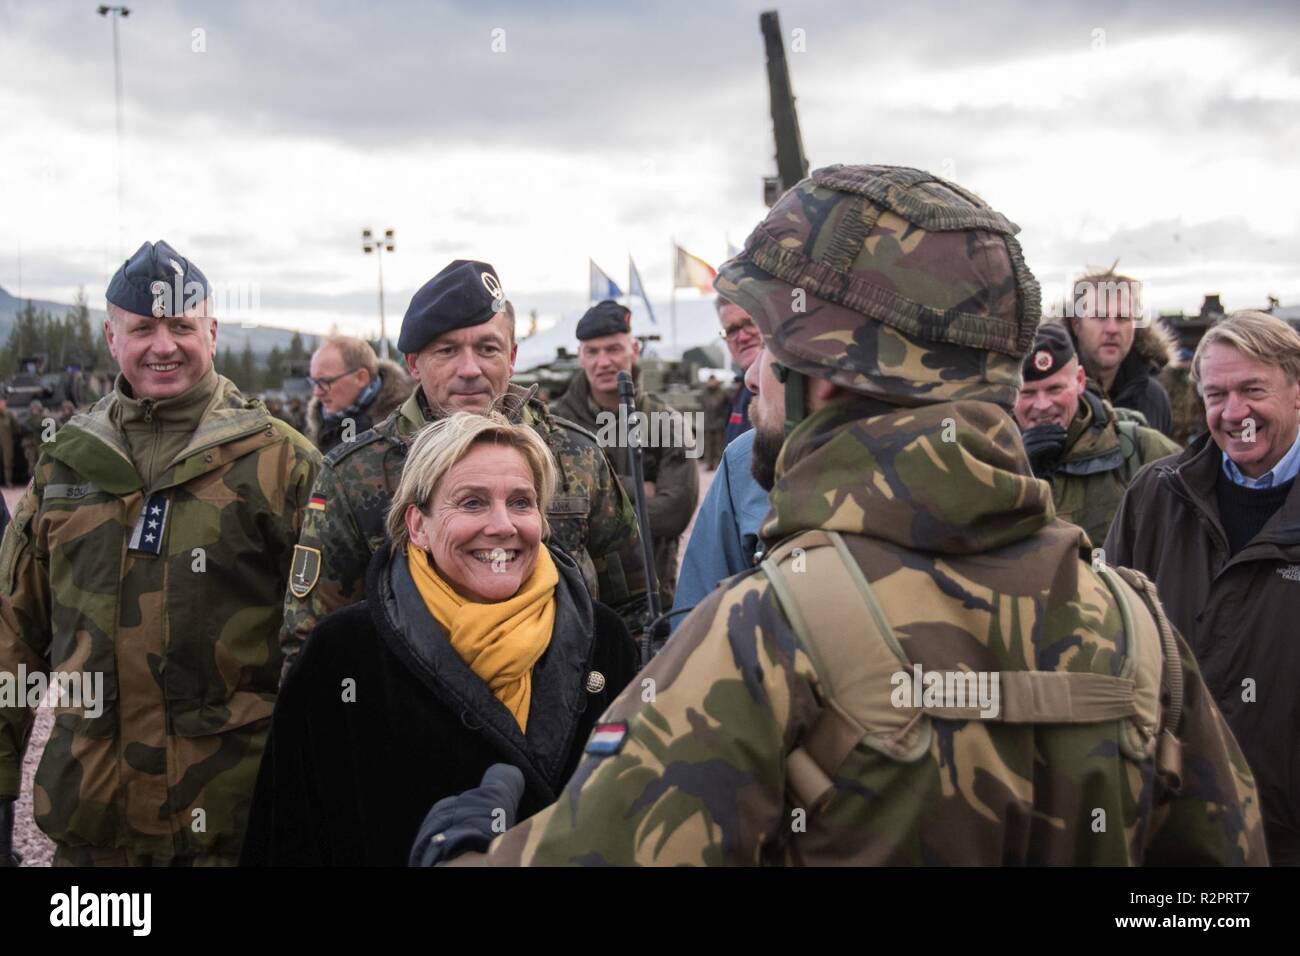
[763,396,1055,555]
[716,164,1041,410]
[53,372,289,493]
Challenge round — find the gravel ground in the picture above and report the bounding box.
[4,485,55,866]
[15,707,55,867]
[3,464,719,867]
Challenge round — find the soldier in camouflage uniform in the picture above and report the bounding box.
[701,376,731,470]
[0,397,18,486]
[551,300,698,610]
[20,401,47,480]
[435,165,1265,866]
[1015,322,1180,547]
[280,261,645,674]
[0,240,321,866]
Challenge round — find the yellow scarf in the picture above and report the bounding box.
[405,542,558,731]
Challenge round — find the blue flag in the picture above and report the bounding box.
[628,256,656,325]
[589,259,623,302]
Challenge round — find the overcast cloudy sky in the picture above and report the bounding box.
[1,0,1298,346]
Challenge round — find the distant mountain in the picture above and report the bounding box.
[0,285,323,359]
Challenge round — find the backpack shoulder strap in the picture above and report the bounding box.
[1115,419,1145,466]
[761,530,929,809]
[764,531,1179,809]
[1100,563,1185,790]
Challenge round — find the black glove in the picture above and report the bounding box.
[1021,423,1069,478]
[409,763,525,867]
[0,798,22,867]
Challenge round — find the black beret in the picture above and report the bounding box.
[106,239,210,318]
[576,300,632,341]
[398,260,506,354]
[1023,322,1077,382]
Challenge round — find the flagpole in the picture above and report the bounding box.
[670,236,677,355]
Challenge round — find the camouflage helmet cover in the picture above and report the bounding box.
[715,164,1042,408]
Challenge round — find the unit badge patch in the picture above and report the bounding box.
[289,545,322,598]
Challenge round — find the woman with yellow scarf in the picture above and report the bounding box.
[242,413,638,866]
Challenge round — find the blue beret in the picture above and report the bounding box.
[576,300,632,341]
[106,239,210,318]
[398,260,506,354]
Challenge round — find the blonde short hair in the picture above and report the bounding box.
[386,411,556,554]
[1192,310,1300,388]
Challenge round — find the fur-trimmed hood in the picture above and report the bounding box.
[306,358,411,447]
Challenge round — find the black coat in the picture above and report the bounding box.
[240,542,637,866]
[1106,434,1300,864]
[1109,352,1174,438]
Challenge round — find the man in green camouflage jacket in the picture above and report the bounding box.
[0,240,321,866]
[279,260,645,674]
[1015,322,1180,547]
[439,165,1265,866]
[551,300,698,610]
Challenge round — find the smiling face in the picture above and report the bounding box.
[404,313,517,415]
[105,302,218,399]
[404,442,543,602]
[578,332,639,402]
[718,301,762,372]
[1198,342,1300,479]
[1014,359,1086,430]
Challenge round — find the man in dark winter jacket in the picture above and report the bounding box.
[306,336,411,453]
[1065,268,1176,438]
[1106,309,1300,865]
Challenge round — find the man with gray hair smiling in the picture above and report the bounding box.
[1107,309,1300,865]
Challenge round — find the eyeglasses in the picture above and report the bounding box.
[720,317,757,341]
[308,369,359,391]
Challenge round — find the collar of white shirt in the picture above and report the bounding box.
[1222,426,1300,489]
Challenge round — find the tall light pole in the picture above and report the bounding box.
[97,5,130,260]
[361,228,395,359]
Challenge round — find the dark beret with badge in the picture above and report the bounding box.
[1023,323,1076,382]
[106,239,210,318]
[575,300,632,341]
[398,259,507,354]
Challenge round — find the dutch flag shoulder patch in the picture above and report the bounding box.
[585,721,629,756]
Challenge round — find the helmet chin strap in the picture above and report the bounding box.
[772,361,807,437]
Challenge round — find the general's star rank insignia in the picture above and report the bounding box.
[289,545,322,598]
[128,493,170,556]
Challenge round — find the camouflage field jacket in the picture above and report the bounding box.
[0,376,320,861]
[461,398,1266,865]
